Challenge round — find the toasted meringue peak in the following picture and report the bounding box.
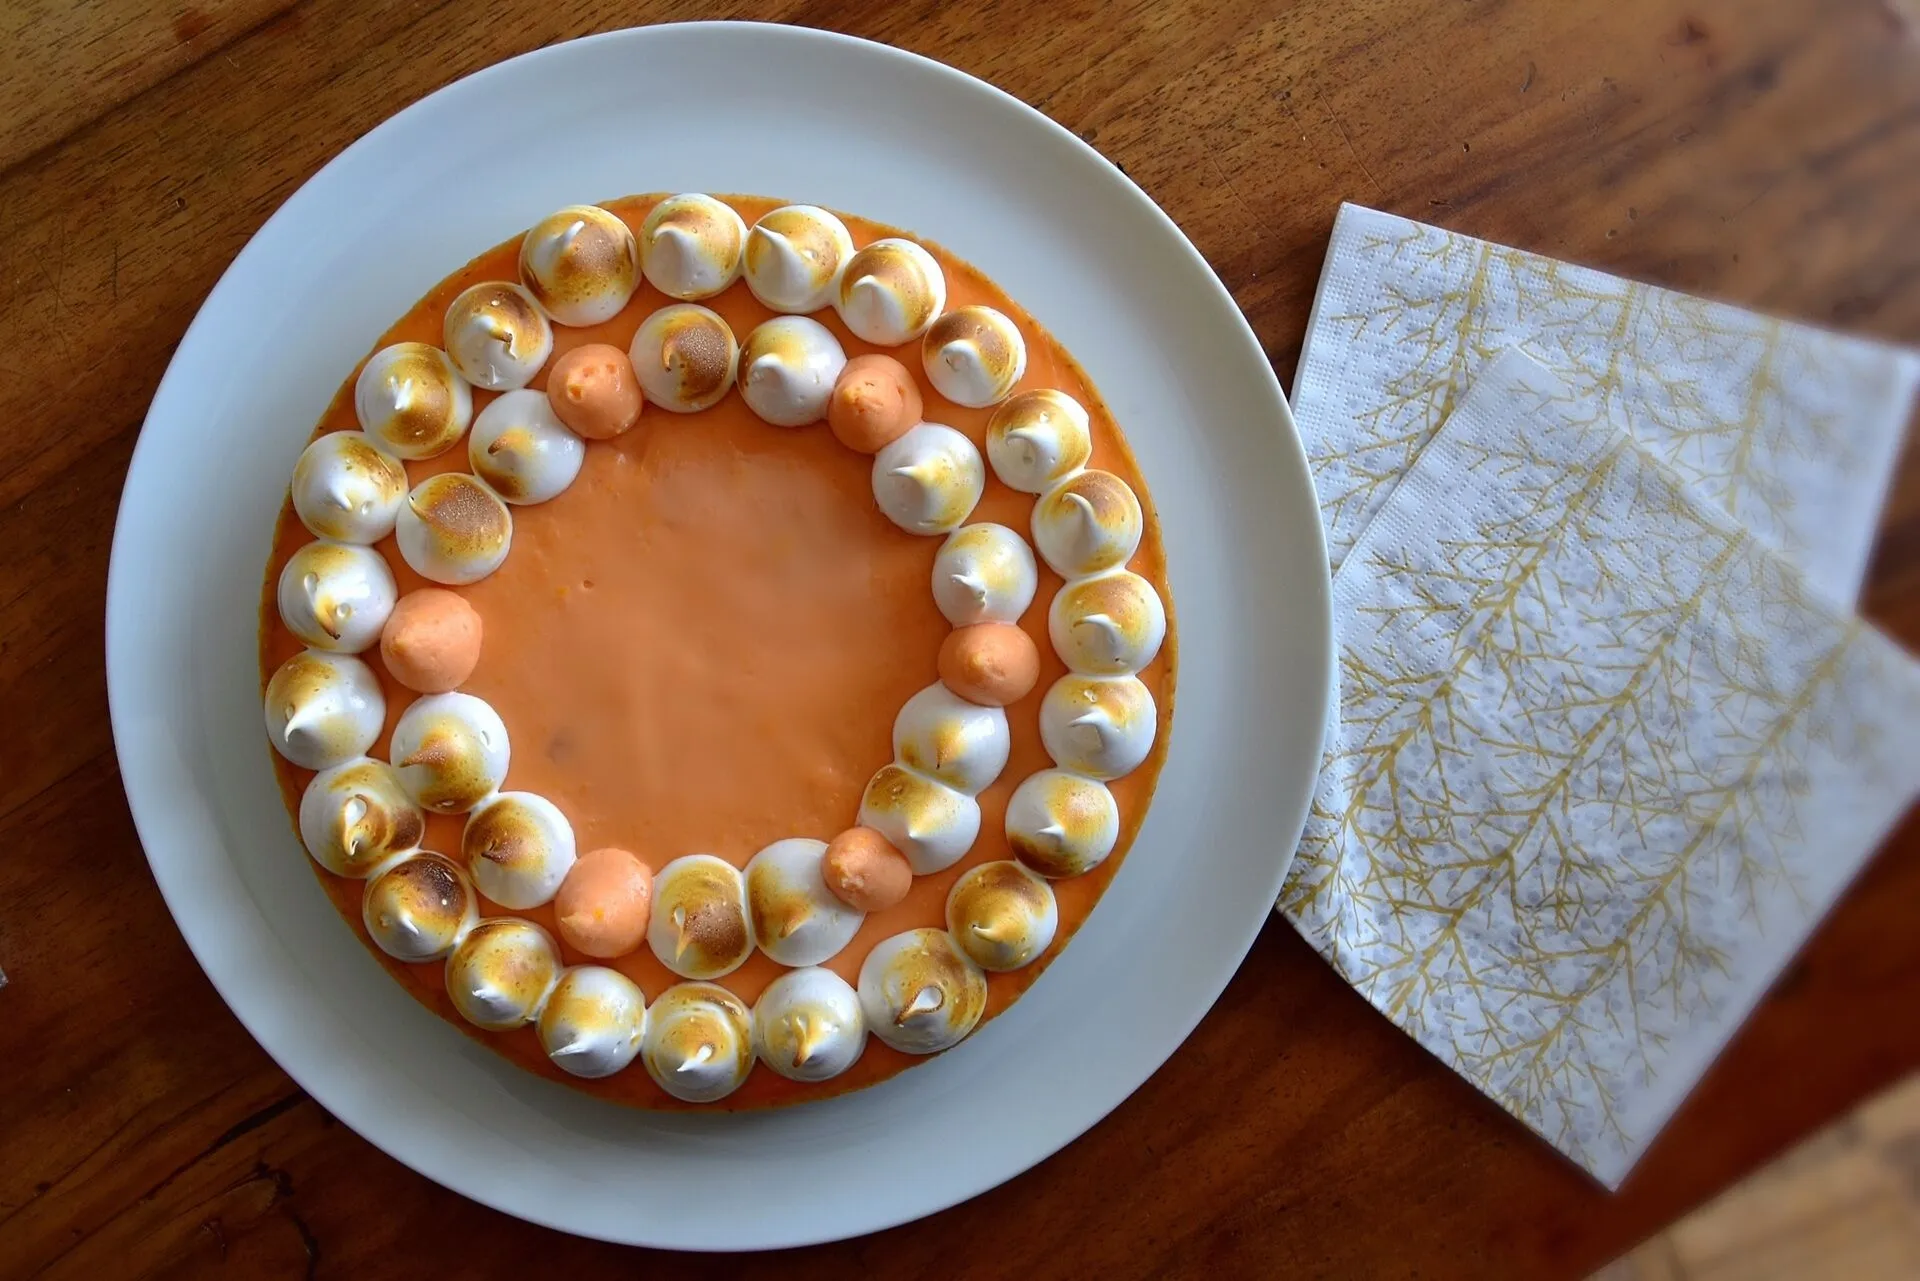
[640,194,746,301]
[537,965,647,1079]
[468,389,585,505]
[872,423,984,535]
[444,917,561,1031]
[743,205,855,314]
[986,389,1093,494]
[394,472,512,585]
[362,851,478,962]
[892,682,1011,796]
[739,316,848,427]
[1039,674,1157,781]
[1005,769,1121,879]
[642,981,754,1102]
[857,928,987,1055]
[518,204,640,327]
[354,343,474,460]
[299,756,426,878]
[753,967,866,1083]
[461,790,576,909]
[629,303,738,413]
[922,305,1027,408]
[1048,569,1168,675]
[290,431,408,543]
[946,860,1059,972]
[857,763,981,876]
[930,522,1040,626]
[835,238,946,346]
[745,838,864,968]
[647,854,755,980]
[1031,468,1144,578]
[389,690,510,814]
[277,540,397,654]
[443,283,553,392]
[264,649,384,771]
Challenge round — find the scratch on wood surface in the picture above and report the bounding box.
[1309,76,1385,197]
[1522,61,1537,93]
[1203,151,1262,233]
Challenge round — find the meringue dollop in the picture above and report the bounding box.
[639,194,746,301]
[537,965,648,1079]
[442,283,553,392]
[468,389,586,505]
[362,851,479,962]
[518,204,640,327]
[745,838,864,968]
[461,790,577,909]
[264,649,385,771]
[389,690,511,813]
[290,431,408,544]
[277,540,397,654]
[753,967,867,1083]
[872,423,984,535]
[857,928,988,1055]
[298,756,426,878]
[743,204,854,313]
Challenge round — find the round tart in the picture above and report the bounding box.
[260,193,1175,1108]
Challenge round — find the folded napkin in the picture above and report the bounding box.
[1295,204,1920,596]
[1282,344,1920,1186]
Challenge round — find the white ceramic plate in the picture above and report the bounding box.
[107,22,1330,1249]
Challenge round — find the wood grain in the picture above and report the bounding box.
[2,0,1918,1276]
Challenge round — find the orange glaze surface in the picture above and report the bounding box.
[261,194,1176,1109]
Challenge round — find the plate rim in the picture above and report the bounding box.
[106,19,1332,1249]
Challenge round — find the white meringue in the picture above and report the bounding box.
[835,238,946,346]
[857,763,981,875]
[361,852,478,962]
[930,522,1039,626]
[892,682,1011,796]
[264,649,384,771]
[872,423,984,535]
[628,304,738,413]
[354,342,473,460]
[444,917,561,1031]
[394,472,512,585]
[461,791,576,909]
[738,316,847,427]
[468,389,585,505]
[753,967,866,1083]
[518,204,640,327]
[946,861,1059,972]
[743,205,854,313]
[1005,768,1120,879]
[390,691,511,814]
[1031,468,1145,578]
[647,854,755,980]
[639,194,746,301]
[922,305,1027,408]
[1048,569,1168,675]
[857,928,987,1055]
[986,389,1093,494]
[745,838,864,968]
[1039,674,1157,781]
[537,965,647,1079]
[276,540,397,654]
[642,982,754,1103]
[443,282,553,392]
[290,431,408,544]
[298,756,426,878]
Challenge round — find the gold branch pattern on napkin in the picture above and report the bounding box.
[1282,349,1920,1185]
[1296,205,1920,595]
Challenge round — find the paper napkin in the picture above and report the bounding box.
[1294,204,1920,598]
[1281,348,1920,1185]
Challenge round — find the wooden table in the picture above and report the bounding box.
[3,1,1917,1275]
